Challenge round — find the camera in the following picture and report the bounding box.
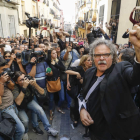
[25,75,34,80]
[16,52,22,59]
[25,12,40,29]
[92,27,102,38]
[21,50,45,65]
[0,68,14,78]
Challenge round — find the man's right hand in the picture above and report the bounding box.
[80,108,94,126]
[30,57,36,63]
[0,73,9,84]
[23,78,30,88]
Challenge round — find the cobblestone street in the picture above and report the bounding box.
[27,105,91,140]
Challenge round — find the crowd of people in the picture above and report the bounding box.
[1,6,140,140]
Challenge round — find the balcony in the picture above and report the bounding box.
[78,20,86,29]
[50,9,55,15]
[5,0,20,5]
[53,2,61,11]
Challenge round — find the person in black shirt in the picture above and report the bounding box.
[11,48,26,74]
[46,48,65,120]
[65,55,92,127]
[79,26,140,140]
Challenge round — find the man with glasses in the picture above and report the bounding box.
[79,25,140,140]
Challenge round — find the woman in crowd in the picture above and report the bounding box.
[65,55,92,127]
[46,48,65,120]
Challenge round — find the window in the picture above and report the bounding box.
[110,0,121,43]
[99,5,104,28]
[0,15,3,38]
[135,0,140,21]
[111,0,121,20]
[9,15,16,37]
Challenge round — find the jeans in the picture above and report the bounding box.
[63,81,71,108]
[2,104,25,140]
[49,93,54,110]
[58,81,65,108]
[19,99,51,131]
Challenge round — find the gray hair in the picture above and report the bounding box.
[89,39,117,64]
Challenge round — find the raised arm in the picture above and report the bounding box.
[129,7,138,25]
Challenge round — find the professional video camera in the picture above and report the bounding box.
[16,52,22,59]
[21,50,45,65]
[25,12,40,29]
[0,68,14,78]
[92,27,102,38]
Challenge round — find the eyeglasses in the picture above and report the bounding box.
[94,53,111,59]
[5,56,11,58]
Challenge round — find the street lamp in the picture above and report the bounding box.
[86,0,92,9]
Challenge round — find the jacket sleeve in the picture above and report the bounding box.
[122,32,129,38]
[46,50,51,66]
[54,60,65,71]
[129,11,138,25]
[103,33,110,40]
[123,61,140,86]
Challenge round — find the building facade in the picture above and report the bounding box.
[0,0,20,38]
[75,0,97,38]
[96,0,137,44]
[18,0,61,37]
[64,22,72,32]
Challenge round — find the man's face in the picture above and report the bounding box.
[16,41,19,45]
[93,45,113,72]
[24,45,28,50]
[16,74,25,87]
[123,44,129,49]
[20,45,25,51]
[39,44,45,52]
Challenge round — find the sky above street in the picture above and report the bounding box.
[59,0,75,24]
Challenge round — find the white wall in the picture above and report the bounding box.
[117,0,137,44]
[0,6,19,38]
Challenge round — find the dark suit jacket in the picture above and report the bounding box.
[81,61,140,139]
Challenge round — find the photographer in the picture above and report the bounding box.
[0,57,25,140]
[12,71,58,137]
[86,24,110,45]
[11,48,26,74]
[26,48,48,89]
